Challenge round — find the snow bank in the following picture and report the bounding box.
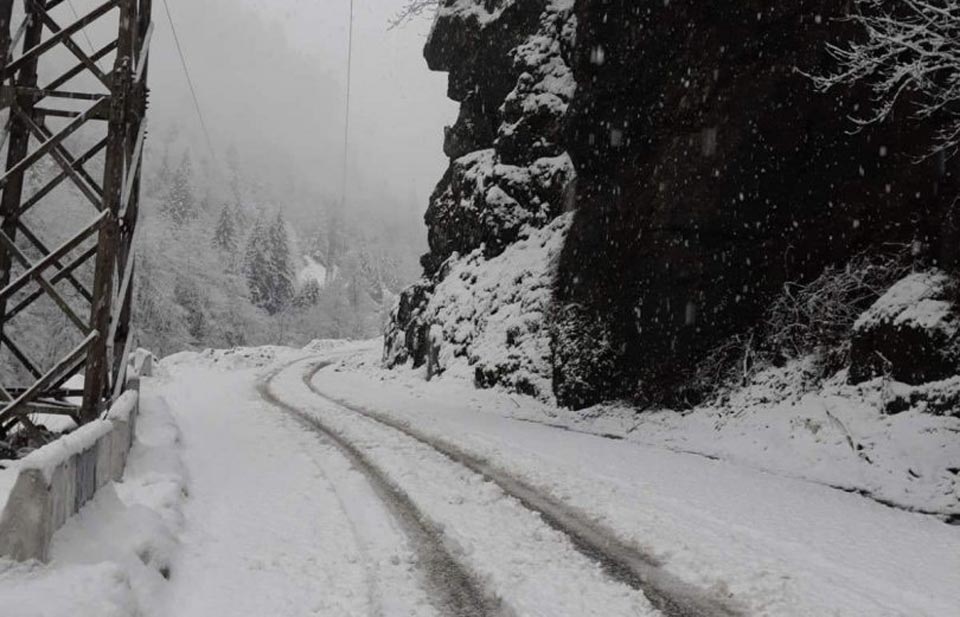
[353,344,960,519]
[508,356,960,519]
[309,350,960,616]
[303,338,353,353]
[162,345,305,371]
[0,386,186,617]
[0,391,140,562]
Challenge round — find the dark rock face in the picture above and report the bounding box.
[383,280,434,368]
[385,0,577,380]
[554,0,960,407]
[389,0,960,409]
[849,271,960,385]
[420,0,577,274]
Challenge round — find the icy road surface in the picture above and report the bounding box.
[149,346,960,617]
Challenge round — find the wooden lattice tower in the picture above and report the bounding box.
[0,0,151,441]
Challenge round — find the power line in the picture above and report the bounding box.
[65,0,96,55]
[159,0,216,160]
[341,0,355,210]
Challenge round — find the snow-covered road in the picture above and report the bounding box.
[145,346,960,617]
[155,352,470,617]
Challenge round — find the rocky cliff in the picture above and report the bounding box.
[384,0,578,399]
[388,0,960,409]
[554,0,960,408]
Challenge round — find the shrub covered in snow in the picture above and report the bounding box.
[681,249,916,406]
[850,270,960,385]
[549,302,622,410]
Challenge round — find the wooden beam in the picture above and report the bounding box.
[82,0,134,424]
[30,1,111,89]
[1,0,119,80]
[133,21,152,83]
[12,105,105,207]
[29,112,104,199]
[17,137,106,217]
[15,221,93,302]
[45,39,116,91]
[0,0,45,378]
[0,330,96,423]
[0,85,109,106]
[120,119,146,215]
[5,243,96,320]
[0,210,104,303]
[0,332,42,379]
[0,228,91,333]
[0,100,106,194]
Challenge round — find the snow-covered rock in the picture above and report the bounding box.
[850,270,960,385]
[421,0,577,271]
[387,217,571,400]
[386,0,578,399]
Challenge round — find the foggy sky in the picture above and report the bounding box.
[148,0,455,217]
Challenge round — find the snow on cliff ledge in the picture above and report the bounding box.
[423,214,572,400]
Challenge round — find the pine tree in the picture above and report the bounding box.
[326,209,344,265]
[213,205,238,254]
[294,279,321,307]
[267,213,295,313]
[151,151,171,196]
[243,217,270,312]
[242,213,294,315]
[174,275,206,341]
[161,153,195,225]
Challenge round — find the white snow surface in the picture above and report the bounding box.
[154,346,446,617]
[7,340,959,616]
[314,342,960,617]
[854,269,958,335]
[15,391,138,483]
[0,388,186,617]
[272,360,657,617]
[425,215,571,399]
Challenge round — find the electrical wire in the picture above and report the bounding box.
[341,0,354,209]
[65,0,96,55]
[159,0,216,160]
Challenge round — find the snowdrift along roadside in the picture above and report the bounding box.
[314,343,960,617]
[0,385,186,617]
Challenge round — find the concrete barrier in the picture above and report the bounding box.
[0,390,141,562]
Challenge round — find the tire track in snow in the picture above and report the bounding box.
[259,365,502,617]
[267,397,384,617]
[301,359,745,617]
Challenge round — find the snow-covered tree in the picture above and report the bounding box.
[161,154,196,225]
[267,213,296,311]
[812,0,960,158]
[213,205,239,254]
[243,213,294,315]
[294,279,322,307]
[174,274,207,341]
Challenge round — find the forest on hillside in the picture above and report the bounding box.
[133,129,421,357]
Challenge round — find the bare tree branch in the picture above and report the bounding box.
[388,0,440,30]
[810,0,960,158]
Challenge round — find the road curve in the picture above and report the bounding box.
[259,364,502,617]
[300,358,744,617]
